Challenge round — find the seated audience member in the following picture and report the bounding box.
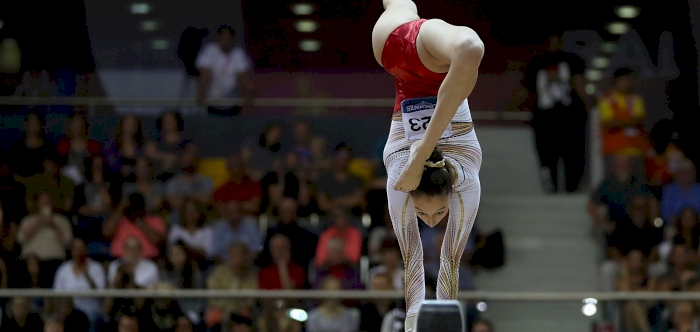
[175,316,194,332]
[226,313,254,332]
[105,114,145,183]
[644,118,683,200]
[167,198,214,261]
[53,238,106,324]
[314,238,362,290]
[104,193,166,259]
[360,273,398,332]
[56,112,102,184]
[472,319,494,332]
[241,123,285,214]
[8,110,55,179]
[587,154,652,238]
[268,152,311,211]
[607,195,664,258]
[306,276,361,332]
[24,157,75,215]
[316,143,365,215]
[315,208,362,267]
[0,155,28,226]
[0,199,21,267]
[658,245,698,292]
[671,208,700,251]
[144,110,190,182]
[108,237,159,289]
[240,124,284,183]
[256,300,301,332]
[257,197,317,271]
[122,157,164,214]
[367,212,396,265]
[211,201,262,261]
[17,191,73,278]
[207,242,258,320]
[615,250,660,332]
[667,301,698,332]
[165,143,214,211]
[661,158,700,222]
[2,297,44,332]
[421,219,476,291]
[159,242,205,321]
[44,298,90,332]
[368,239,404,291]
[116,310,141,332]
[140,283,186,332]
[43,314,65,332]
[74,156,113,255]
[308,136,331,182]
[290,121,313,164]
[259,234,306,290]
[213,154,262,216]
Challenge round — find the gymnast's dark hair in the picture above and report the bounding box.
[411,147,456,197]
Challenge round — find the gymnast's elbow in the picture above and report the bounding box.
[453,32,485,65]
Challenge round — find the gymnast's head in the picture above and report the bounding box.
[410,147,456,228]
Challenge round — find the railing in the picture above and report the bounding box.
[0,97,532,121]
[0,289,697,301]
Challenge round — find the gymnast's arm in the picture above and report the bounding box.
[415,28,485,159]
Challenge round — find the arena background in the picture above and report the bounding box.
[1,1,700,332]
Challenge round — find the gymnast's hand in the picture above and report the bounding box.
[394,140,428,192]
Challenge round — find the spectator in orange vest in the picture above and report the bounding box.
[599,68,648,175]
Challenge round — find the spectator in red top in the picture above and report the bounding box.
[56,112,102,184]
[103,193,166,259]
[214,154,262,216]
[259,234,305,290]
[315,208,362,267]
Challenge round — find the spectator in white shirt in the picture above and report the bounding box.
[107,236,159,288]
[167,198,214,260]
[195,24,254,116]
[53,238,106,324]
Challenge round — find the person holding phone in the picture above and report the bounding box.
[17,191,73,278]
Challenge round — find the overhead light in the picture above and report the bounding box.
[582,303,597,316]
[585,69,603,81]
[601,42,617,53]
[130,2,152,15]
[592,57,610,68]
[291,3,315,15]
[477,302,487,312]
[606,22,629,35]
[140,20,159,31]
[299,39,321,52]
[585,83,597,95]
[615,6,640,19]
[0,20,4,30]
[150,38,169,50]
[294,19,319,33]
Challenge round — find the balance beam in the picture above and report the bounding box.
[415,300,465,332]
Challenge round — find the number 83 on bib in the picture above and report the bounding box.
[401,96,452,141]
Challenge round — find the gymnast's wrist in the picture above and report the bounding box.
[414,140,434,161]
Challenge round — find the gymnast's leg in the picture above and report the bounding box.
[436,177,480,300]
[386,162,425,331]
[371,0,419,66]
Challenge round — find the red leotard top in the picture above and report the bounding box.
[381,19,447,112]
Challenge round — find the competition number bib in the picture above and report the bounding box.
[401,97,452,140]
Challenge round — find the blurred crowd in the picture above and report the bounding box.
[0,108,496,332]
[587,68,700,332]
